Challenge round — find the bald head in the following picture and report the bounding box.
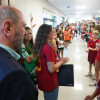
[0,6,22,26]
[0,6,26,50]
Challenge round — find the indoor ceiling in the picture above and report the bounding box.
[48,0,100,16]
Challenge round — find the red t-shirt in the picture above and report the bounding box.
[96,39,100,62]
[88,39,99,64]
[90,32,93,39]
[36,43,59,92]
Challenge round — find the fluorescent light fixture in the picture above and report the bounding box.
[76,12,83,14]
[76,6,87,9]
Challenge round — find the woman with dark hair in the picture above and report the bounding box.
[19,26,37,84]
[34,24,69,100]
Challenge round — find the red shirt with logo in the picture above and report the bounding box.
[36,43,59,92]
[88,39,99,64]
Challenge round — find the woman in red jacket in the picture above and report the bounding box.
[33,24,69,100]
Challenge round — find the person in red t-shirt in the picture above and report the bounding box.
[33,24,69,100]
[89,26,95,39]
[81,25,85,40]
[85,30,99,84]
[94,38,100,86]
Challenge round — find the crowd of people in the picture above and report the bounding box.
[1,5,100,100]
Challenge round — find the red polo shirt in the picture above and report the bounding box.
[36,43,59,92]
[88,39,99,64]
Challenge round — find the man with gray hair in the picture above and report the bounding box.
[0,6,38,100]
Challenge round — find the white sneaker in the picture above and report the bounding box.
[89,80,97,86]
[85,72,92,77]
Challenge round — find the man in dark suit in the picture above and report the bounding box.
[0,6,38,100]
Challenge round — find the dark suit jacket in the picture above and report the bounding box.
[0,47,38,100]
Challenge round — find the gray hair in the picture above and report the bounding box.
[0,6,20,26]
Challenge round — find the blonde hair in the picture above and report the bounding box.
[93,30,99,35]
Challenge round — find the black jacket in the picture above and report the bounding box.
[0,47,38,100]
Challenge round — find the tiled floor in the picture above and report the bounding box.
[38,35,97,100]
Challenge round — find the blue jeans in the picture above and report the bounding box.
[44,87,59,100]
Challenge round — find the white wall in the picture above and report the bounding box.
[15,0,66,40]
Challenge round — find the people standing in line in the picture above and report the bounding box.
[64,26,70,48]
[89,31,100,86]
[85,41,100,100]
[89,25,95,39]
[69,25,74,41]
[33,24,69,100]
[85,30,90,44]
[74,23,78,37]
[91,22,95,27]
[0,6,38,100]
[81,24,86,40]
[78,22,81,35]
[56,25,61,35]
[57,31,64,58]
[85,30,99,80]
[19,26,37,84]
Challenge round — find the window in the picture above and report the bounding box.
[43,13,57,28]
[61,16,65,23]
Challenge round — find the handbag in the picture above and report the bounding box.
[58,64,74,86]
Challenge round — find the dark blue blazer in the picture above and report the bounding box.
[0,47,38,100]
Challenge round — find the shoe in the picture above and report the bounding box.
[85,72,92,77]
[89,80,97,86]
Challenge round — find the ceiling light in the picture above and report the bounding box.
[76,6,87,9]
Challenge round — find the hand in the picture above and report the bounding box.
[95,47,99,51]
[30,54,33,59]
[61,57,69,64]
[96,43,100,48]
[84,95,93,100]
[88,47,92,50]
[85,49,89,53]
[57,58,62,62]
